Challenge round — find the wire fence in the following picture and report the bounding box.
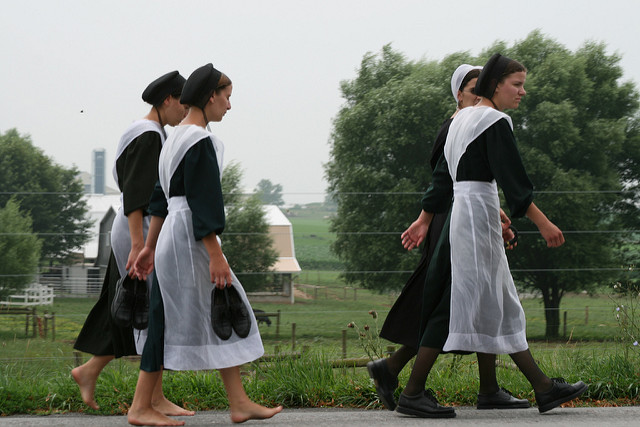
[1,189,638,366]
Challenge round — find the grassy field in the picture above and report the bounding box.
[1,203,638,414]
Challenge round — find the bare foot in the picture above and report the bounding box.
[71,366,99,410]
[127,407,185,426]
[152,396,195,416]
[230,402,283,424]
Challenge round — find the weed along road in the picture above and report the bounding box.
[2,407,640,426]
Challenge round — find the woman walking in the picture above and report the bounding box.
[72,71,188,413]
[369,64,527,413]
[397,53,587,418]
[128,63,282,425]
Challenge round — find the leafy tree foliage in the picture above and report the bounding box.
[221,161,278,292]
[326,34,640,338]
[0,198,42,300]
[254,179,284,206]
[0,129,92,264]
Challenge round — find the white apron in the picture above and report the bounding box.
[155,125,264,370]
[111,119,165,353]
[442,106,528,354]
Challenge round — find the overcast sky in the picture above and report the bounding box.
[2,0,639,205]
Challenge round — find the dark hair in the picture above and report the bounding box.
[193,73,232,109]
[500,60,527,84]
[475,54,527,99]
[459,68,481,93]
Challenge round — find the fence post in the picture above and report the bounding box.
[275,310,281,339]
[291,322,296,351]
[342,329,347,359]
[585,306,589,325]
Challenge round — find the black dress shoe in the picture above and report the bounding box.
[227,285,251,338]
[477,387,530,409]
[396,389,456,418]
[111,275,136,327]
[211,287,232,340]
[131,278,149,330]
[535,377,588,413]
[366,359,399,410]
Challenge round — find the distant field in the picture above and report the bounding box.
[287,206,344,271]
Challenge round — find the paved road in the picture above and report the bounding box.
[1,406,639,426]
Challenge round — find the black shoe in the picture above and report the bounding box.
[366,359,398,410]
[211,287,232,340]
[131,278,149,330]
[227,285,251,338]
[396,389,456,418]
[111,275,136,328]
[535,377,588,413]
[477,387,530,409]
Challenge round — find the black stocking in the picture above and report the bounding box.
[476,352,499,394]
[402,346,440,396]
[385,345,417,377]
[509,349,553,393]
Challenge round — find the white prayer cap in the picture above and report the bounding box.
[451,64,483,103]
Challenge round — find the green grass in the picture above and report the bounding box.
[1,206,638,414]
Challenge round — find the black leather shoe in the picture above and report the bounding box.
[211,287,232,340]
[132,278,149,330]
[396,389,456,418]
[477,387,530,409]
[367,359,398,410]
[227,285,251,338]
[536,377,588,413]
[111,275,136,328]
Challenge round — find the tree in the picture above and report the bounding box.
[222,161,278,292]
[0,198,42,300]
[0,129,92,264]
[499,32,640,337]
[326,44,476,291]
[254,179,284,206]
[326,34,640,337]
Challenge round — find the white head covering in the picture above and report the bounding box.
[451,64,483,103]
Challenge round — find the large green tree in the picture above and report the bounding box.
[254,179,285,206]
[0,198,42,300]
[221,161,278,292]
[326,33,640,337]
[0,129,92,264]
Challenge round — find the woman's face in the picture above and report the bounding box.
[493,71,527,110]
[164,96,188,126]
[209,84,233,122]
[457,77,480,109]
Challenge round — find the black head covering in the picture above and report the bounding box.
[474,53,513,99]
[180,63,223,109]
[141,71,186,106]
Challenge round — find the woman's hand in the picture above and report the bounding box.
[525,202,565,248]
[538,221,565,248]
[209,252,232,289]
[126,243,144,277]
[133,246,155,280]
[401,211,433,251]
[500,209,517,250]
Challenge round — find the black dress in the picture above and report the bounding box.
[74,131,162,358]
[379,118,452,348]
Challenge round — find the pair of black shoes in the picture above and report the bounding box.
[111,275,148,329]
[211,285,251,340]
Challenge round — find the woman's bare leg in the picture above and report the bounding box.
[219,366,283,423]
[71,355,114,410]
[127,370,184,426]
